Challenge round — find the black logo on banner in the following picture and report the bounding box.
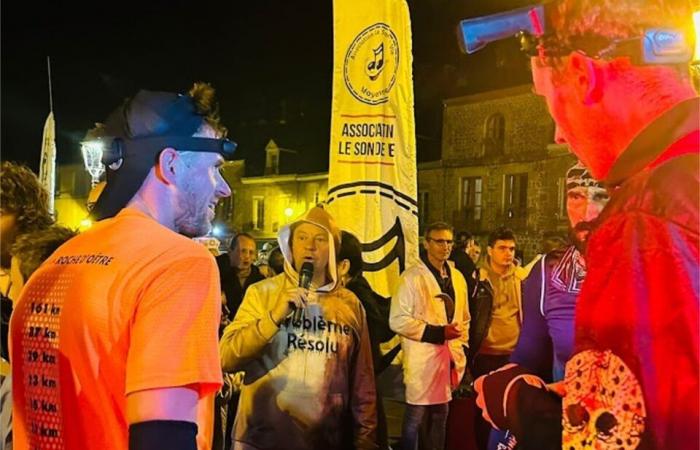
[361,217,406,273]
[327,181,416,272]
[344,23,399,105]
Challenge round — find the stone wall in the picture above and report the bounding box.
[417,85,578,262]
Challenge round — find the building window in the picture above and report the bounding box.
[418,191,429,230]
[252,197,265,230]
[483,113,505,154]
[461,177,483,221]
[503,173,528,222]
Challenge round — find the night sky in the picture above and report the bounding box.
[2,0,533,174]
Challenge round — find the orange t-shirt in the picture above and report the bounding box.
[10,208,223,450]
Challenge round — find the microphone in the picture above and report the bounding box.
[293,261,314,323]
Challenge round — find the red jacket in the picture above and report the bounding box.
[565,98,700,449]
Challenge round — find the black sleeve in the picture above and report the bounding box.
[421,324,446,344]
[348,276,395,343]
[129,420,197,450]
[450,252,477,299]
[368,291,395,343]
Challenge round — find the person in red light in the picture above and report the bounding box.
[468,1,699,449]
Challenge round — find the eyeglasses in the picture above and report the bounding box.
[428,238,454,246]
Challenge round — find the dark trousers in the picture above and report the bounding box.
[471,354,511,450]
[401,403,449,450]
[376,389,390,450]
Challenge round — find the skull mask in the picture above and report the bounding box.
[563,350,646,449]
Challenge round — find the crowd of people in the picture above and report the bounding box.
[0,0,698,449]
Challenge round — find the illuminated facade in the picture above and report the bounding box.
[55,88,576,261]
[420,85,576,260]
[219,87,576,260]
[217,140,328,242]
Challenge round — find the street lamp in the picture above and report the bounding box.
[81,140,105,188]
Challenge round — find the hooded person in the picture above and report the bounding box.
[220,206,378,450]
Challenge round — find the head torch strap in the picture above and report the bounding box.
[102,136,237,166]
[457,3,692,65]
[529,29,692,64]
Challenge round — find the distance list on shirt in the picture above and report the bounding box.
[22,298,63,445]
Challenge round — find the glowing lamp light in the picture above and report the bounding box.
[79,218,93,231]
[284,207,294,218]
[212,225,222,237]
[81,140,106,188]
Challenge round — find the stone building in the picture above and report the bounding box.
[218,85,577,260]
[418,85,576,261]
[217,139,328,243]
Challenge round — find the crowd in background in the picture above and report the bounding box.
[1,0,699,448]
[1,154,580,450]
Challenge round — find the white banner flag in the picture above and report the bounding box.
[39,112,56,216]
[327,0,418,298]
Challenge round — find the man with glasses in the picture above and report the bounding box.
[390,222,470,450]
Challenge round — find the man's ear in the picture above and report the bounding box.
[568,52,602,106]
[337,259,351,278]
[155,148,179,185]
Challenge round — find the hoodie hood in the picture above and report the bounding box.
[277,206,342,293]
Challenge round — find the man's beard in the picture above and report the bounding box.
[570,221,594,252]
[175,190,211,238]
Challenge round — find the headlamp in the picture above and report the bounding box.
[457,4,693,65]
[98,136,237,167]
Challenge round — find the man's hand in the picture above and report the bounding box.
[444,322,462,340]
[270,287,308,326]
[546,380,565,397]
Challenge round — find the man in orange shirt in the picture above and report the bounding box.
[10,83,234,450]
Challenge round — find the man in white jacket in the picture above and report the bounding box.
[390,222,470,450]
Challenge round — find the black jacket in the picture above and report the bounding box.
[449,249,477,299]
[216,254,266,320]
[467,276,493,364]
[345,275,395,374]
